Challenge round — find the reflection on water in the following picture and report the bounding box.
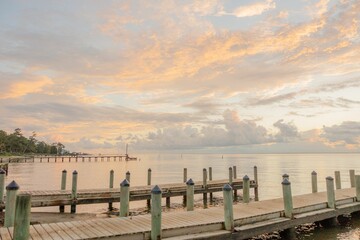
[5,153,360,239]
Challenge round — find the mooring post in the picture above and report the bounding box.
[59,169,67,213]
[356,175,360,201]
[4,181,19,227]
[282,178,293,218]
[350,170,355,188]
[254,166,259,201]
[119,179,130,217]
[311,171,318,193]
[209,167,213,203]
[282,173,289,180]
[186,178,194,211]
[243,175,250,203]
[233,166,237,179]
[326,176,335,209]
[203,168,208,208]
[183,168,187,206]
[71,170,78,213]
[108,170,114,211]
[0,169,5,207]
[223,184,234,231]
[13,194,31,240]
[233,166,237,200]
[335,171,341,189]
[151,185,162,240]
[147,168,152,208]
[126,171,130,182]
[228,167,233,185]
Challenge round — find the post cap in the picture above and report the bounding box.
[6,180,19,190]
[223,184,232,191]
[151,185,162,194]
[62,169,67,173]
[73,170,78,174]
[120,179,130,187]
[311,171,317,175]
[0,169,5,174]
[126,171,130,174]
[254,165,257,168]
[282,178,291,185]
[148,168,151,171]
[229,167,232,170]
[326,176,334,181]
[203,168,206,171]
[243,175,249,180]
[110,169,114,173]
[186,178,194,185]
[282,173,289,178]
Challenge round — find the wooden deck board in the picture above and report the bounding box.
[56,222,82,240]
[61,222,90,239]
[48,223,73,240]
[32,224,53,240]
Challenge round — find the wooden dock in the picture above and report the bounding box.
[0,187,359,239]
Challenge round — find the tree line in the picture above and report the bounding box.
[0,128,68,155]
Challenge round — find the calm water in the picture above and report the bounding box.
[5,153,360,239]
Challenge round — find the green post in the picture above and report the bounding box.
[243,175,250,203]
[183,168,187,206]
[335,171,341,189]
[0,169,6,206]
[233,166,237,200]
[228,167,233,185]
[126,171,130,182]
[147,168,152,208]
[350,170,356,188]
[326,176,336,209]
[254,166,259,201]
[59,169,67,213]
[4,181,19,227]
[282,178,293,218]
[311,171,317,193]
[209,167,213,203]
[223,184,234,231]
[71,170,78,213]
[120,179,130,217]
[109,170,114,211]
[186,179,194,211]
[233,166,237,179]
[203,168,207,208]
[355,175,360,201]
[13,194,31,240]
[151,185,162,240]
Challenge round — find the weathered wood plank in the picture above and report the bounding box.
[32,224,53,240]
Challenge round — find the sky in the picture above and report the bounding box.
[0,0,359,154]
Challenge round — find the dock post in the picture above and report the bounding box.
[120,179,130,217]
[151,185,162,240]
[4,181,19,227]
[109,170,114,211]
[326,176,336,209]
[209,167,213,203]
[228,167,233,185]
[282,173,289,180]
[311,171,318,193]
[0,169,5,210]
[183,168,187,206]
[59,169,67,213]
[233,166,237,200]
[71,171,78,213]
[147,168,152,208]
[126,171,130,182]
[233,166,237,179]
[203,168,208,208]
[355,175,360,201]
[223,184,234,231]
[282,178,293,218]
[13,194,31,240]
[335,171,341,189]
[243,175,250,203]
[254,166,259,201]
[186,178,194,211]
[350,170,355,188]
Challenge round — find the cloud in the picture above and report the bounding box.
[321,121,360,147]
[230,0,276,18]
[273,119,299,142]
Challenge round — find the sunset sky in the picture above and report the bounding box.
[0,0,359,154]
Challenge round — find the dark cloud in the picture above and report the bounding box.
[321,121,360,145]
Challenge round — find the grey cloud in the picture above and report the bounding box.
[321,121,360,145]
[273,119,299,142]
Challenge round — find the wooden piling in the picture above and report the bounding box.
[254,166,259,201]
[233,166,237,179]
[223,184,234,231]
[120,179,130,217]
[350,170,355,188]
[209,167,213,203]
[71,171,78,213]
[109,170,114,211]
[203,168,208,208]
[4,181,19,227]
[151,185,162,240]
[186,179,194,211]
[233,166,237,200]
[0,169,5,205]
[126,171,130,182]
[311,171,318,193]
[147,168,152,207]
[13,194,31,240]
[228,167,233,185]
[282,178,293,218]
[335,171,341,189]
[243,175,250,203]
[183,168,187,206]
[356,175,360,201]
[59,169,67,213]
[326,176,335,209]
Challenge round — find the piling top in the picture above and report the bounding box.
[203,168,206,171]
[223,184,232,191]
[311,171,317,175]
[186,178,194,185]
[151,185,162,194]
[110,169,114,173]
[282,173,289,178]
[73,170,78,174]
[120,179,130,187]
[148,168,151,171]
[6,180,19,190]
[282,178,291,185]
[254,165,257,168]
[243,175,249,180]
[62,169,67,173]
[229,167,232,170]
[326,176,334,181]
[0,169,5,174]
[126,171,130,174]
